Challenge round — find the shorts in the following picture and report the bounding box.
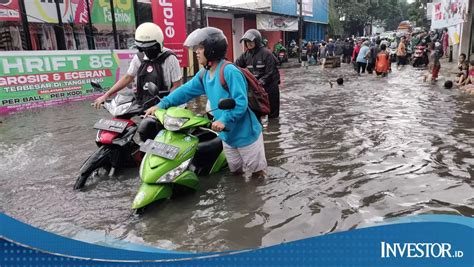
[222,133,267,173]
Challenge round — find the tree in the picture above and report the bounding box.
[332,0,411,36]
[407,0,430,29]
[334,0,369,36]
[328,0,343,37]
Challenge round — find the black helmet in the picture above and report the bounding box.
[184,27,227,64]
[240,29,262,48]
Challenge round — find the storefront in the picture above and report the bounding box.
[0,0,152,51]
[430,0,470,60]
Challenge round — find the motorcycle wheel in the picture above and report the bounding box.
[74,146,112,190]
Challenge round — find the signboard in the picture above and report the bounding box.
[91,0,135,26]
[74,0,92,23]
[24,0,94,23]
[0,0,20,21]
[152,0,188,67]
[0,50,119,114]
[24,0,76,23]
[257,14,298,32]
[297,0,313,17]
[431,0,468,29]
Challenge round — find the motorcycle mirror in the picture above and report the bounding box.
[218,98,236,110]
[145,82,159,95]
[90,82,103,91]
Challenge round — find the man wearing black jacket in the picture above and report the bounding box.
[235,29,281,119]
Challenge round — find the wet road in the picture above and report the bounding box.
[1,63,473,252]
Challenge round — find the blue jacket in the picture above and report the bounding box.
[157,60,262,148]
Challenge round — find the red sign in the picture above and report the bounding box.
[0,0,21,21]
[152,0,189,67]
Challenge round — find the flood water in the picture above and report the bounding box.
[1,63,473,252]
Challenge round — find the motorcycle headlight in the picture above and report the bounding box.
[107,102,132,116]
[157,158,191,183]
[163,115,188,131]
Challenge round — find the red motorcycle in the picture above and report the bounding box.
[412,44,428,67]
[74,82,167,190]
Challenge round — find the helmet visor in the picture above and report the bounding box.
[135,39,158,49]
[184,28,210,50]
[240,31,257,43]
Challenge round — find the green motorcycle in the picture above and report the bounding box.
[132,88,235,211]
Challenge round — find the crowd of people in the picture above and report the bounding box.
[92,22,474,179]
[291,29,473,88]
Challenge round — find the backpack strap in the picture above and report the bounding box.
[137,52,145,63]
[219,60,232,92]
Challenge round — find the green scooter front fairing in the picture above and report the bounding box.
[132,106,228,210]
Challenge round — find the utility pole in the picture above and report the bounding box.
[200,0,205,27]
[54,0,66,50]
[85,0,95,49]
[18,0,32,50]
[298,0,303,47]
[110,0,119,49]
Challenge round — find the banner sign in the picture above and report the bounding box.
[0,50,120,114]
[297,0,313,17]
[257,14,298,32]
[152,0,189,67]
[0,0,20,21]
[431,0,469,29]
[24,0,71,23]
[74,0,92,23]
[91,0,135,26]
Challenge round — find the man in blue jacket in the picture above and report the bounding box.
[145,27,267,178]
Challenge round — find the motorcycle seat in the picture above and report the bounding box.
[191,136,223,176]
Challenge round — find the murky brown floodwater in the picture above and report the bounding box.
[1,63,473,252]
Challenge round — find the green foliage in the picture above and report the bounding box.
[328,0,343,37]
[333,0,416,36]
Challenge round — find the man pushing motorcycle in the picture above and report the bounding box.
[145,27,267,178]
[93,22,182,142]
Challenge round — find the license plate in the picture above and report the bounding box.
[93,119,128,133]
[140,139,180,160]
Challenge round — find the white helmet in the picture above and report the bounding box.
[135,22,164,51]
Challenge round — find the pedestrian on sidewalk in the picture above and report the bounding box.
[423,42,441,83]
[352,40,361,71]
[300,43,309,69]
[356,41,370,75]
[396,37,407,69]
[342,39,352,64]
[327,39,335,57]
[307,42,316,65]
[319,42,328,68]
[335,39,343,60]
[456,53,469,86]
[460,61,474,94]
[375,44,390,77]
[235,29,281,119]
[366,40,378,74]
[441,28,449,59]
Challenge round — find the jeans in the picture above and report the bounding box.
[357,62,367,74]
